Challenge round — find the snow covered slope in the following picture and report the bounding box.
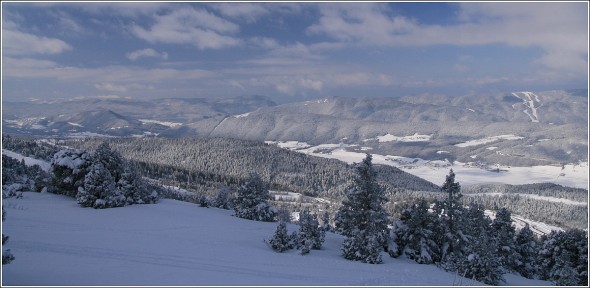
[1,192,549,286]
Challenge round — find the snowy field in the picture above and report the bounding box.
[266,141,589,189]
[2,192,550,286]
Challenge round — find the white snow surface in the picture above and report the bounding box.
[455,134,525,148]
[267,141,589,189]
[2,150,51,172]
[1,192,549,286]
[364,133,432,143]
[138,119,182,127]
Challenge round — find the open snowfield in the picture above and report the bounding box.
[266,141,589,189]
[2,192,550,286]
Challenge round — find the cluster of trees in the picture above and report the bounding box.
[390,170,588,285]
[2,135,59,161]
[463,183,588,230]
[61,137,440,200]
[267,208,326,255]
[50,142,158,208]
[2,155,49,198]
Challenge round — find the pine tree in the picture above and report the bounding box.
[436,169,465,270]
[458,203,504,285]
[93,142,124,183]
[234,173,277,222]
[118,164,157,205]
[50,149,92,197]
[514,224,537,279]
[321,211,332,233]
[297,209,324,250]
[77,163,125,209]
[537,229,587,286]
[389,199,440,264]
[268,220,293,252]
[2,206,15,265]
[335,154,389,264]
[212,185,233,210]
[491,208,518,273]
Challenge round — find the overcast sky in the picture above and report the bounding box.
[2,1,588,102]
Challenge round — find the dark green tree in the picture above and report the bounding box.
[335,154,389,264]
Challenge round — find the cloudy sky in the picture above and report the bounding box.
[2,1,588,102]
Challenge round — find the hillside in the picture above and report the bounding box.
[1,192,550,286]
[3,90,587,167]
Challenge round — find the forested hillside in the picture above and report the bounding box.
[61,137,440,200]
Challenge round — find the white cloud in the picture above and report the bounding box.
[308,2,588,75]
[3,57,215,83]
[130,7,241,50]
[126,48,169,61]
[94,82,127,92]
[2,20,72,56]
[209,3,270,22]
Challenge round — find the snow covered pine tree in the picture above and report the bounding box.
[335,154,389,264]
[389,199,440,264]
[233,173,277,222]
[297,208,324,251]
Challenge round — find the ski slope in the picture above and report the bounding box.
[1,192,550,286]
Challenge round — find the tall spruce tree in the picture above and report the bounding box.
[458,203,504,285]
[335,154,389,264]
[514,224,538,279]
[436,169,465,270]
[233,173,277,222]
[491,208,518,272]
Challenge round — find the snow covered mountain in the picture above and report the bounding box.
[2,90,587,167]
[1,192,550,286]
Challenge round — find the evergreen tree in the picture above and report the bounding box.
[49,149,92,197]
[335,154,389,264]
[212,185,233,210]
[118,164,158,205]
[389,199,440,264]
[436,169,465,270]
[537,229,588,286]
[93,142,124,183]
[77,163,125,209]
[321,211,332,233]
[514,224,538,279]
[458,203,504,285]
[2,206,15,265]
[268,220,293,252]
[234,173,277,222]
[297,209,324,250]
[491,208,518,272]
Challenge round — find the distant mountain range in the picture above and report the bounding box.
[3,89,587,166]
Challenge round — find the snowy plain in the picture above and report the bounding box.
[266,141,589,189]
[2,192,551,286]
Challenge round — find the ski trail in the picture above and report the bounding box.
[512,92,542,123]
